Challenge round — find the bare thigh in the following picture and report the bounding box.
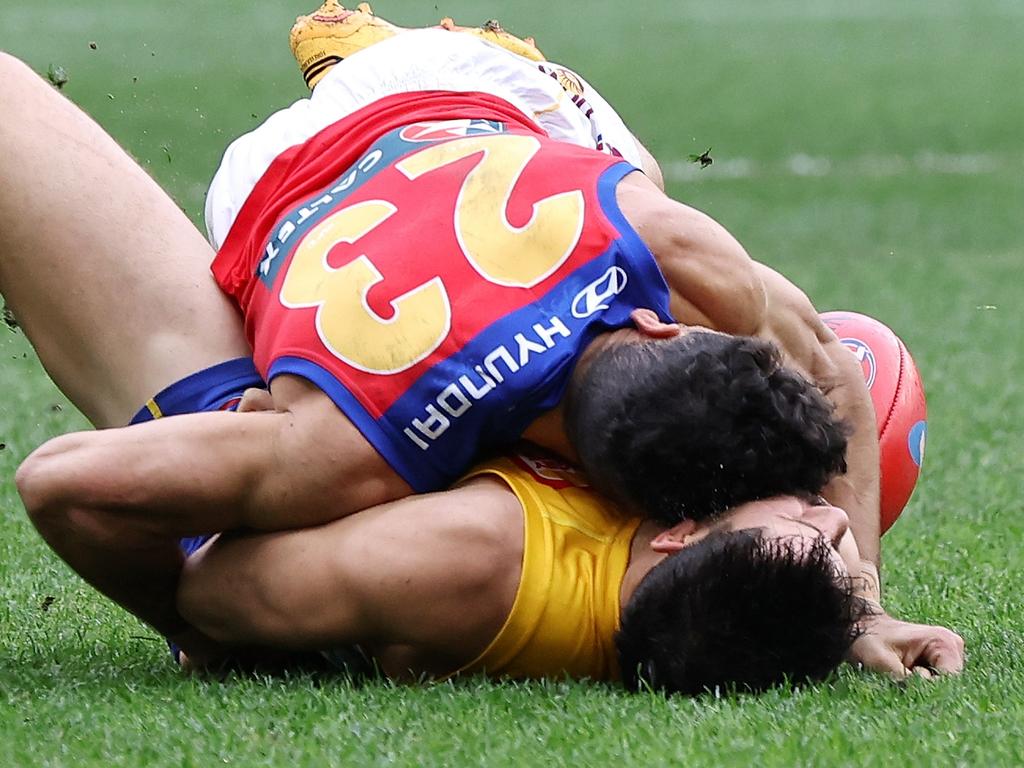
[0,53,251,427]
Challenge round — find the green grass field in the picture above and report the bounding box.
[2,1,1023,765]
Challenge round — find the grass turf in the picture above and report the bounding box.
[1,1,1023,765]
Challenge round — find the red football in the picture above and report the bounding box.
[819,311,928,534]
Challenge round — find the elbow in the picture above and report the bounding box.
[15,434,88,533]
[16,442,64,526]
[14,453,42,518]
[690,213,766,335]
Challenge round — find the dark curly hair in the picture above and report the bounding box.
[617,529,866,696]
[564,331,850,525]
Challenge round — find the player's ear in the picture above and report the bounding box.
[631,308,681,339]
[650,518,699,553]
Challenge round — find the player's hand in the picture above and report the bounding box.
[848,609,965,679]
[237,387,275,412]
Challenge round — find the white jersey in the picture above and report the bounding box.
[205,28,641,249]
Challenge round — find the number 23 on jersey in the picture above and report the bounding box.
[279,134,586,374]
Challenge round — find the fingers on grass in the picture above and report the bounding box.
[860,645,909,678]
[926,645,965,675]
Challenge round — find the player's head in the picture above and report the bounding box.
[616,504,866,696]
[565,321,850,525]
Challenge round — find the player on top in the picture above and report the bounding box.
[249,4,875,568]
[21,11,871,522]
[239,3,885,584]
[21,2,881,618]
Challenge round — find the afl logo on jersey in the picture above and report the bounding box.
[399,119,506,142]
[840,337,877,389]
[571,266,628,319]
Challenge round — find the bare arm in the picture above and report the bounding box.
[16,398,403,535]
[14,404,400,650]
[739,268,957,678]
[18,410,309,535]
[633,135,665,191]
[177,479,522,676]
[12,410,291,644]
[624,179,882,569]
[619,177,768,336]
[752,264,881,568]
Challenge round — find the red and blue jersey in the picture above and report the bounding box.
[212,91,673,491]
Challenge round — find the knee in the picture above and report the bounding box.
[0,52,49,118]
[15,446,52,523]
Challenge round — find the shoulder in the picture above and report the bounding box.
[347,475,526,604]
[355,477,526,671]
[442,477,527,572]
[615,176,767,334]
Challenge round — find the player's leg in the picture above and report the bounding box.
[0,53,251,428]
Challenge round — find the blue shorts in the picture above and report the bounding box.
[129,358,265,660]
[130,356,266,556]
[130,357,263,425]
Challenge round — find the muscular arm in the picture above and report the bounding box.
[618,176,768,336]
[18,410,316,535]
[623,176,881,569]
[752,264,882,568]
[13,410,295,642]
[15,399,407,646]
[17,393,407,535]
[177,479,522,677]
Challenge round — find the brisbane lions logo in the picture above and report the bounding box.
[839,337,877,389]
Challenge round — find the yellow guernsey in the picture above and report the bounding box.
[455,452,643,681]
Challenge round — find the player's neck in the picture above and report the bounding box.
[619,520,669,610]
[521,332,627,462]
[521,407,578,463]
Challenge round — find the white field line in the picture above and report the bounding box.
[645,0,1024,24]
[663,150,1018,183]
